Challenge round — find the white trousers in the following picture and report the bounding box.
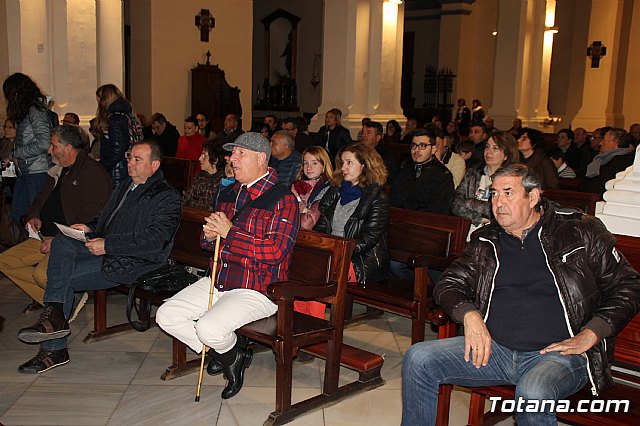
[156,277,278,354]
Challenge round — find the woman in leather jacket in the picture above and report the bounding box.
[96,84,139,188]
[315,142,390,283]
[2,73,52,225]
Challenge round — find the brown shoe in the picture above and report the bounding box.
[18,306,70,343]
[22,300,44,314]
[18,348,69,373]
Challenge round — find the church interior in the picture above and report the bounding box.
[0,1,639,425]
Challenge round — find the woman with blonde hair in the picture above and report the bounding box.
[315,143,390,283]
[96,84,140,188]
[291,146,334,231]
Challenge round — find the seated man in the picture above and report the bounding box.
[157,132,300,399]
[580,128,635,195]
[361,120,397,181]
[16,140,181,373]
[401,163,640,426]
[390,127,454,214]
[149,112,181,157]
[0,125,112,312]
[269,130,302,187]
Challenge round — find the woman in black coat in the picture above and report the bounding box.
[315,142,390,283]
[96,84,139,188]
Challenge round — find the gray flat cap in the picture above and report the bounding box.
[223,132,271,160]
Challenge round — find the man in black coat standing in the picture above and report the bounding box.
[16,140,181,373]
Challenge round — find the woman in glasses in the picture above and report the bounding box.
[315,142,390,283]
[451,130,519,230]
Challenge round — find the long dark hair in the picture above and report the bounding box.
[3,73,46,122]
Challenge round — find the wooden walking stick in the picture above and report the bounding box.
[195,234,221,402]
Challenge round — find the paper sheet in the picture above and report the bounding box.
[54,222,88,242]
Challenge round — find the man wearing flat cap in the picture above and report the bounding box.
[157,132,300,399]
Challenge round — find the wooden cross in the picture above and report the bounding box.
[195,9,215,42]
[586,41,606,68]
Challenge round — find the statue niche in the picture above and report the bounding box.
[256,8,300,111]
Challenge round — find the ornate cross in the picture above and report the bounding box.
[195,9,215,42]
[586,41,607,68]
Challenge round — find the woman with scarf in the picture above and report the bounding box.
[291,146,333,231]
[315,142,390,284]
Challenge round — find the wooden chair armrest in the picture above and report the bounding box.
[267,281,338,301]
[408,254,454,271]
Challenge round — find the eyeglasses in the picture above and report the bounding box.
[60,119,76,125]
[410,143,435,151]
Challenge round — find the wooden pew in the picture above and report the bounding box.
[440,233,640,426]
[346,207,470,344]
[84,212,384,425]
[543,188,601,215]
[161,157,197,194]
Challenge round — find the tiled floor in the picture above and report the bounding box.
[0,275,522,425]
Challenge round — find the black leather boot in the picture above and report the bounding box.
[206,335,249,376]
[217,346,253,399]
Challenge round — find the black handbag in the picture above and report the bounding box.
[126,262,199,332]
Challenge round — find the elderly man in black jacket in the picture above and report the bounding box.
[401,163,640,426]
[16,140,181,373]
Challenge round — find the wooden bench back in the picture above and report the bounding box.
[388,207,470,265]
[543,188,600,215]
[288,229,354,288]
[162,157,197,194]
[170,207,210,269]
[612,234,640,370]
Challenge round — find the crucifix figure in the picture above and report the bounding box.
[195,9,215,42]
[586,41,607,68]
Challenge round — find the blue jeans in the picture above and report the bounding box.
[41,236,119,350]
[11,172,48,225]
[390,260,442,284]
[401,336,589,426]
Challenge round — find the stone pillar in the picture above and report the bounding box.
[489,0,558,131]
[573,0,626,130]
[310,0,406,135]
[596,147,640,236]
[96,0,124,88]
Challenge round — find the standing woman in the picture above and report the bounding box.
[96,84,139,188]
[315,143,390,283]
[2,73,52,225]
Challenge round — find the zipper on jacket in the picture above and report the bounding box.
[561,246,585,263]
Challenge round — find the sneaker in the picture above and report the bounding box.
[69,292,89,323]
[22,300,44,314]
[18,306,70,343]
[18,348,69,373]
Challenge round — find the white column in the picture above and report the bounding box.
[310,0,405,135]
[96,0,124,88]
[573,0,625,130]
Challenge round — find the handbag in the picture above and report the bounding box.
[126,262,199,332]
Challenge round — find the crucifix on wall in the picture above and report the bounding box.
[586,41,607,68]
[195,9,215,42]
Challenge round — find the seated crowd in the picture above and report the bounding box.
[2,76,639,426]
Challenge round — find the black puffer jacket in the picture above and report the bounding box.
[435,200,640,395]
[101,98,135,188]
[315,184,390,282]
[88,169,181,284]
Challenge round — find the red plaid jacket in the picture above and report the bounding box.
[200,168,300,295]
